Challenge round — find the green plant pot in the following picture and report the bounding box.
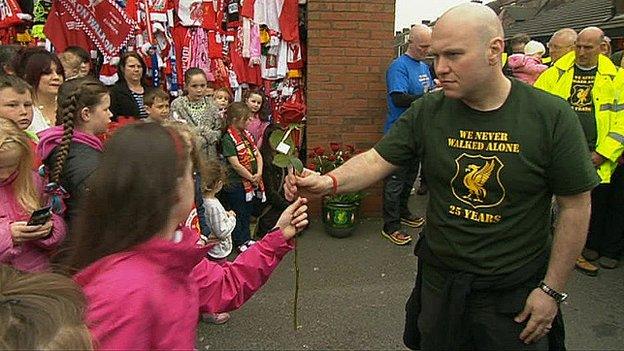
[322,201,360,238]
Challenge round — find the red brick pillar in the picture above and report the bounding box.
[306,1,396,215]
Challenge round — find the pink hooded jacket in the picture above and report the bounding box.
[507,54,548,85]
[0,171,66,272]
[74,226,293,350]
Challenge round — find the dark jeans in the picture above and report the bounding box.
[587,165,624,259]
[383,162,419,233]
[417,269,549,351]
[222,182,252,247]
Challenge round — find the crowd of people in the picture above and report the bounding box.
[1,2,623,350]
[0,44,308,349]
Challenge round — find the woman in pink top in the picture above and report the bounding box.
[0,118,66,272]
[66,123,308,350]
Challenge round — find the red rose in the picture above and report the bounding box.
[330,142,341,152]
[307,162,316,170]
[328,155,337,161]
[345,144,355,153]
[313,146,325,156]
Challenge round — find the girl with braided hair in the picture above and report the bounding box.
[0,118,66,272]
[36,77,110,225]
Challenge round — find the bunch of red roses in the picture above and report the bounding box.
[307,143,366,204]
[307,143,357,174]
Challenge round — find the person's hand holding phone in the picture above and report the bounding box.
[10,221,53,243]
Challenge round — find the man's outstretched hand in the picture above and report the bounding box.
[284,168,332,201]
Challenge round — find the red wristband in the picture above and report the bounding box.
[326,173,338,195]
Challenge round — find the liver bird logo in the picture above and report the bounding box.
[451,154,505,209]
[462,160,495,203]
[572,85,592,107]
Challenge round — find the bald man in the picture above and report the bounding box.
[381,24,433,245]
[547,28,577,64]
[535,27,624,274]
[286,4,597,349]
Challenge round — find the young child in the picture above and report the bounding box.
[201,159,236,324]
[59,51,82,81]
[66,122,309,350]
[0,118,66,272]
[0,264,93,349]
[162,120,211,239]
[213,87,232,121]
[144,88,171,123]
[507,40,548,85]
[0,75,41,167]
[171,68,221,159]
[65,46,91,78]
[244,89,270,148]
[37,77,110,225]
[221,102,266,252]
[205,81,216,98]
[0,76,34,133]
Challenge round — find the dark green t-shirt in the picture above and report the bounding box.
[375,79,599,275]
[568,65,598,150]
[221,131,258,184]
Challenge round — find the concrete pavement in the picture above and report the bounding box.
[197,194,624,350]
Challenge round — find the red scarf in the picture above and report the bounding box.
[227,126,265,203]
[57,0,135,59]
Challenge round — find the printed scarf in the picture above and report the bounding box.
[227,126,265,203]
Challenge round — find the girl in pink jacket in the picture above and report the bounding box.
[0,118,66,272]
[507,40,548,85]
[66,123,309,350]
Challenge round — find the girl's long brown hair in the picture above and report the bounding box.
[244,88,270,121]
[50,77,108,186]
[0,118,40,213]
[64,123,190,272]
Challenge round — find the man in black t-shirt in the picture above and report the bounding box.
[286,4,598,350]
[535,27,624,273]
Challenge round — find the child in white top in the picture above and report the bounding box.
[203,160,235,261]
[201,159,235,325]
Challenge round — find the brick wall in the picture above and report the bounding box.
[306,0,396,215]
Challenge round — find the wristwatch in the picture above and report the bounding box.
[539,281,568,304]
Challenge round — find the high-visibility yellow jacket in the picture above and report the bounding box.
[534,51,624,183]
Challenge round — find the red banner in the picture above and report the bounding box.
[59,0,136,59]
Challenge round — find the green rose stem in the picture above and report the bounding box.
[293,236,300,331]
[269,130,304,330]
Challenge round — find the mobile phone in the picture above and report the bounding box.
[27,206,52,226]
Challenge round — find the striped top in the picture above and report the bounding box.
[131,91,149,119]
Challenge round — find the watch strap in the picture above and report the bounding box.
[539,281,568,303]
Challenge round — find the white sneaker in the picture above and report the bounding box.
[237,240,256,253]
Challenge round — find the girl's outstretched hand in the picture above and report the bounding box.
[276,197,309,239]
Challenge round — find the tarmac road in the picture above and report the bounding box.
[197,194,624,350]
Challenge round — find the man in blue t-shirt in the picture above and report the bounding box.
[381,24,433,245]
